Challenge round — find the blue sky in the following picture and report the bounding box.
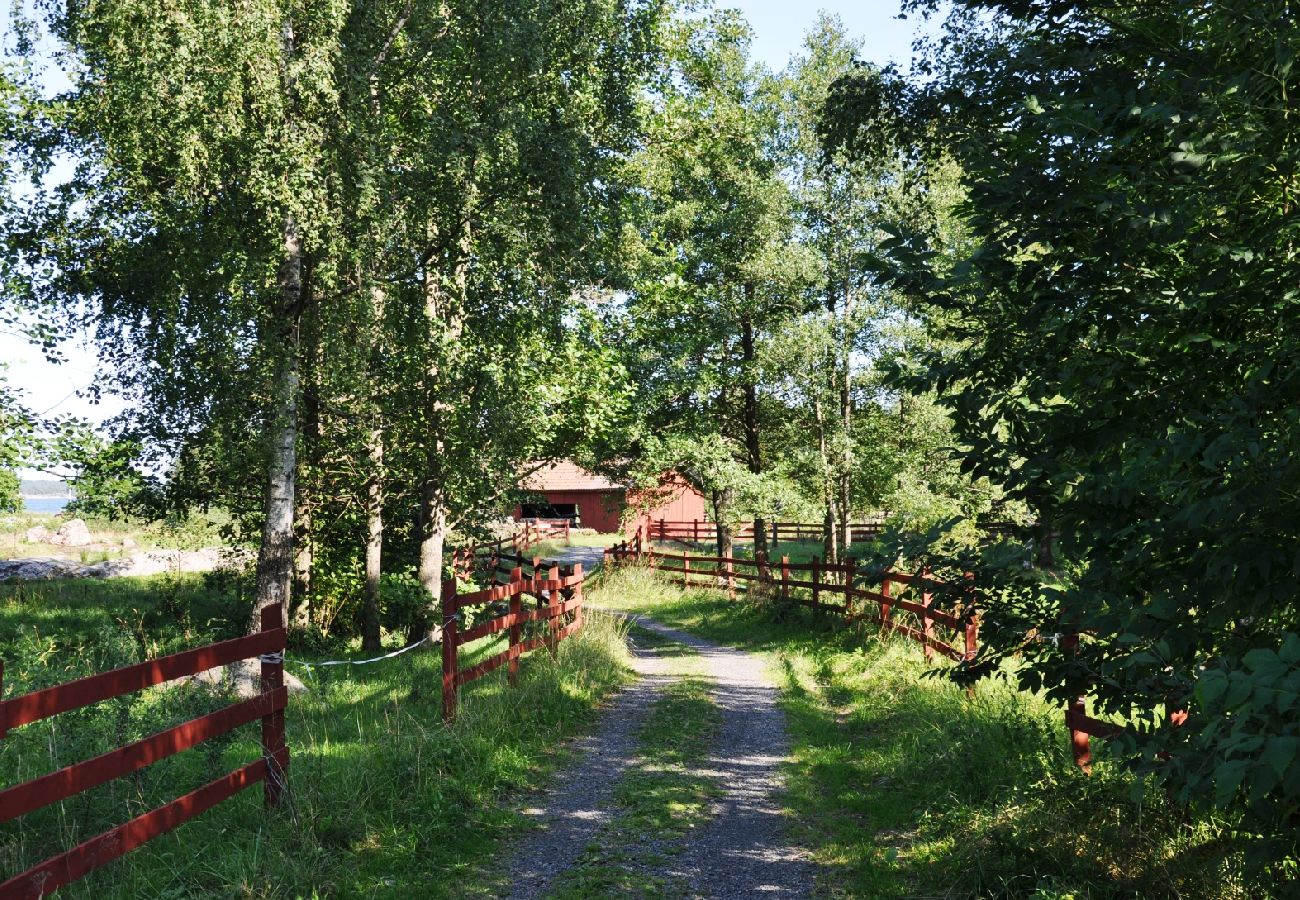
[731,1,929,72]
[1,2,934,442]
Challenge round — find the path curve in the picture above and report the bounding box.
[502,599,812,898]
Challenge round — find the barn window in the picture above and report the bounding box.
[521,503,579,522]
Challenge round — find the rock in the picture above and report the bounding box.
[51,519,93,547]
[25,526,52,544]
[190,660,307,697]
[122,537,137,549]
[2,546,250,582]
[0,557,83,580]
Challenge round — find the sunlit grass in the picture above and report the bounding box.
[0,573,633,897]
[594,566,1250,898]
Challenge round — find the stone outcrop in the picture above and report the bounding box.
[51,518,93,546]
[0,548,249,582]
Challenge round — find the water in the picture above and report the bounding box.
[23,497,71,514]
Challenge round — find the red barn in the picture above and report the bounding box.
[514,461,706,534]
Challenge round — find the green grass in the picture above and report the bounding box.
[595,566,1251,899]
[550,626,722,899]
[0,573,633,898]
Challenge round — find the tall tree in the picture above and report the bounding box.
[621,8,812,557]
[829,0,1300,875]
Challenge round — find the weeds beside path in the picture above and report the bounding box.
[593,567,1250,899]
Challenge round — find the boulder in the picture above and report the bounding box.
[122,537,137,549]
[52,518,93,547]
[0,557,82,580]
[25,526,52,544]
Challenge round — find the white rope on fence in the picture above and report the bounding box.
[284,631,438,674]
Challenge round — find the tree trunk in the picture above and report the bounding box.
[710,488,735,561]
[362,420,384,651]
[292,280,319,630]
[815,395,838,566]
[838,279,854,558]
[416,483,448,644]
[740,310,768,562]
[361,284,386,653]
[253,216,302,629]
[416,225,469,641]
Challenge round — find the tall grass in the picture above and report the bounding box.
[1,574,632,897]
[594,566,1250,898]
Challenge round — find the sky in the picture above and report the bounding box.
[0,1,936,453]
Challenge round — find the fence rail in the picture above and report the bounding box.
[440,564,586,720]
[634,518,1024,549]
[641,518,886,546]
[0,606,288,899]
[605,542,977,665]
[451,521,569,581]
[605,541,1130,770]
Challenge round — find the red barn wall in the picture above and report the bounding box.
[512,474,707,534]
[642,481,707,523]
[513,489,625,533]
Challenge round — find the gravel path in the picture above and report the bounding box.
[501,601,813,898]
[504,642,681,898]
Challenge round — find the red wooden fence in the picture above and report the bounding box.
[440,564,586,720]
[450,521,568,581]
[636,518,1022,548]
[605,542,1129,770]
[639,518,887,546]
[607,544,977,664]
[0,606,288,899]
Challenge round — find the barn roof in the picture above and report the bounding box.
[521,460,623,492]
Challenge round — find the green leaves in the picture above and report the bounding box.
[823,0,1300,879]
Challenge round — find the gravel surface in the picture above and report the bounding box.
[501,597,813,898]
[503,640,681,898]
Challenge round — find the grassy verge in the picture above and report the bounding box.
[1,573,632,897]
[595,566,1250,899]
[551,627,722,899]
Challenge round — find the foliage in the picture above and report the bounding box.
[0,365,40,514]
[826,0,1300,878]
[46,422,149,519]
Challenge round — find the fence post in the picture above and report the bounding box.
[880,574,893,630]
[843,556,856,621]
[508,574,523,687]
[781,555,790,602]
[572,563,584,632]
[683,554,691,588]
[921,566,935,663]
[726,558,736,600]
[811,555,821,609]
[963,572,978,663]
[259,604,287,808]
[772,521,779,549]
[548,564,562,655]
[1062,630,1092,770]
[565,520,571,545]
[442,578,459,721]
